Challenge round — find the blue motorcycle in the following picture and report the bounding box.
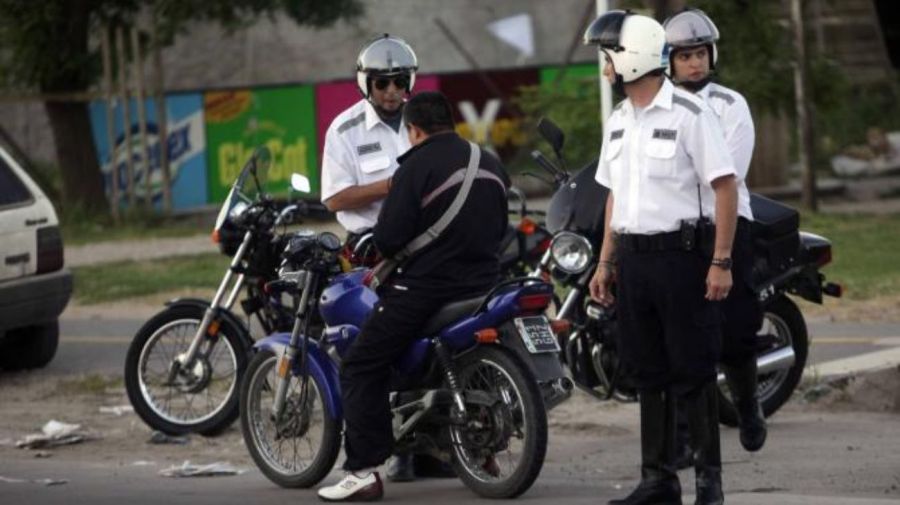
[239,217,572,498]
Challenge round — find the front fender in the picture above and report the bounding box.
[164,298,253,351]
[253,334,342,420]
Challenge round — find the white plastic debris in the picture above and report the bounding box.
[0,475,67,486]
[159,460,246,478]
[15,420,93,449]
[147,431,189,445]
[99,405,134,416]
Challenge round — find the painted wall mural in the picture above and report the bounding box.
[87,63,601,211]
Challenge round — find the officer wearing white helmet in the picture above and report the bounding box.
[665,8,767,461]
[321,34,418,235]
[585,10,737,505]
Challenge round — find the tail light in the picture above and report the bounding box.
[815,246,832,268]
[36,226,64,274]
[517,293,552,312]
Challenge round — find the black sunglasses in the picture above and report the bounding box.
[372,75,410,91]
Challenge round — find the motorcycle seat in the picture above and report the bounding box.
[421,295,487,335]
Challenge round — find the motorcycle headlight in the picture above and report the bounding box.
[229,201,249,220]
[550,231,593,274]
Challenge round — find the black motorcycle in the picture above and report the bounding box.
[525,118,842,422]
[124,146,301,436]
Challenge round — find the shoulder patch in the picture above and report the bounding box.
[337,112,366,134]
[709,90,736,105]
[673,95,701,115]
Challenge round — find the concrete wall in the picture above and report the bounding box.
[0,0,598,165]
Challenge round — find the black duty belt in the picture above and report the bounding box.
[617,230,685,253]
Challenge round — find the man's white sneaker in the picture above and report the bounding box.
[317,471,383,502]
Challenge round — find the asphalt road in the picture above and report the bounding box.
[51,314,900,378]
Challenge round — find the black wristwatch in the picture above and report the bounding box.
[711,257,733,270]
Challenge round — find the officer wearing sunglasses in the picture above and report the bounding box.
[321,34,419,236]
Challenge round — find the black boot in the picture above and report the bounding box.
[673,402,694,470]
[609,389,682,505]
[723,359,767,452]
[685,382,724,505]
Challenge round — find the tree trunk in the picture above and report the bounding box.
[44,100,109,215]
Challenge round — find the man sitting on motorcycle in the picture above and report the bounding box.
[317,91,510,502]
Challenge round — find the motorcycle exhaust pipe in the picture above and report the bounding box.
[717,346,796,385]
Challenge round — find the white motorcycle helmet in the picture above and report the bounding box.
[583,11,669,85]
[355,34,418,99]
[663,8,720,72]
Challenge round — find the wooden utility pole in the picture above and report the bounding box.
[151,15,171,214]
[101,26,120,223]
[791,0,817,211]
[131,27,152,209]
[115,26,136,209]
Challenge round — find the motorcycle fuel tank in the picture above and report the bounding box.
[319,270,379,328]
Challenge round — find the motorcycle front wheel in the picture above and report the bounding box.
[239,349,341,488]
[450,346,548,499]
[718,295,809,426]
[124,305,247,436]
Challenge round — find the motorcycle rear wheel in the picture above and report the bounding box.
[240,349,341,488]
[450,346,548,499]
[124,305,247,436]
[718,295,808,426]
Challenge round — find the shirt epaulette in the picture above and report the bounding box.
[708,90,736,105]
[337,112,366,134]
[672,95,701,115]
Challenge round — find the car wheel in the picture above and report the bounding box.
[0,320,59,370]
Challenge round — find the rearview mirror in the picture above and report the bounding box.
[537,117,565,154]
[291,173,311,194]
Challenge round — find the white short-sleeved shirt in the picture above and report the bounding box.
[595,78,736,235]
[697,82,754,220]
[320,99,411,233]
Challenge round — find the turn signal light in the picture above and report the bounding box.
[518,218,537,235]
[549,319,571,335]
[475,328,499,344]
[211,229,221,244]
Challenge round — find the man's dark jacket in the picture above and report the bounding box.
[373,131,509,294]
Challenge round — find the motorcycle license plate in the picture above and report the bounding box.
[514,316,560,354]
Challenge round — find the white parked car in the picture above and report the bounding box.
[0,142,72,370]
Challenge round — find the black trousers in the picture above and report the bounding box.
[615,247,722,393]
[340,284,462,471]
[720,219,764,367]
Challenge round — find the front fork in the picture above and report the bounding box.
[168,231,252,383]
[271,272,316,421]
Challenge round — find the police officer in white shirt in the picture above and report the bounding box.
[585,11,737,505]
[665,8,767,459]
[320,34,433,482]
[321,34,417,236]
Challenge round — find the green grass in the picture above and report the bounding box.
[72,253,230,304]
[799,212,900,300]
[67,211,900,305]
[61,210,209,246]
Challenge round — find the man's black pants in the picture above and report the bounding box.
[340,284,461,471]
[615,245,722,393]
[720,218,764,367]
